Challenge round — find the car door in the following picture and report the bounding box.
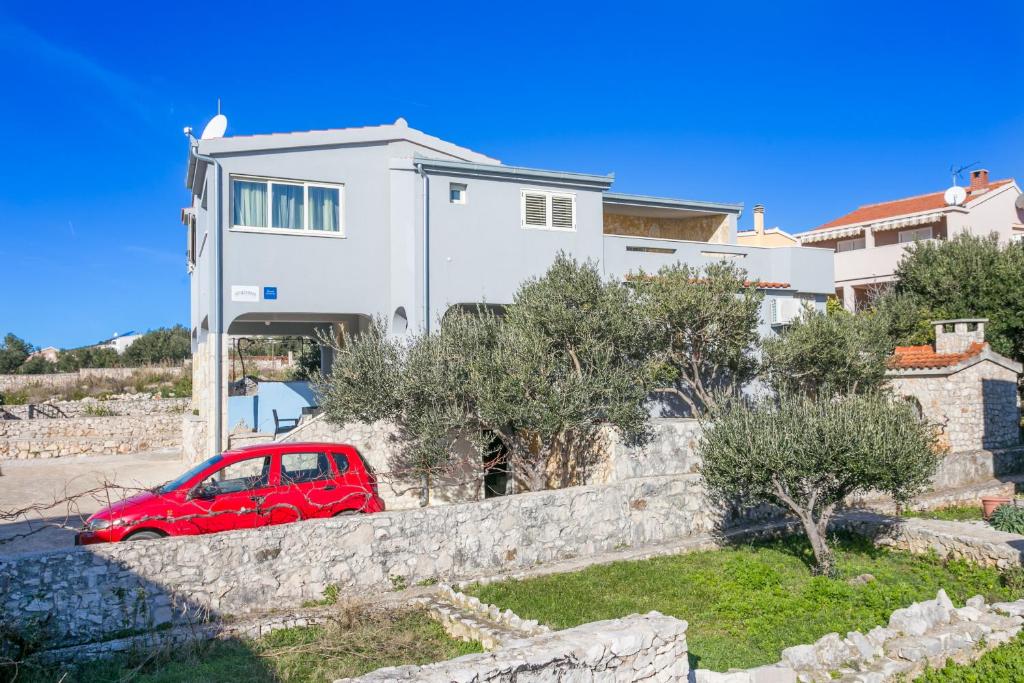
[331,449,376,512]
[263,450,339,524]
[180,454,274,534]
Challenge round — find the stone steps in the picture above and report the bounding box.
[413,585,550,650]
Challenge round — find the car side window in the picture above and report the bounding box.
[280,452,332,485]
[206,456,270,495]
[331,452,350,474]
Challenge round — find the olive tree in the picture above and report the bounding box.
[700,393,941,575]
[762,307,892,398]
[633,262,763,415]
[318,254,655,494]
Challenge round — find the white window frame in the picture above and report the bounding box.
[836,237,866,252]
[898,226,933,244]
[449,183,467,205]
[229,175,345,238]
[520,189,577,231]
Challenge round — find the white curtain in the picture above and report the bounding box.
[232,180,267,227]
[272,183,304,229]
[309,186,340,231]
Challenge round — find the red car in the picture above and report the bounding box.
[76,442,385,545]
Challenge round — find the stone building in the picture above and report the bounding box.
[887,319,1021,452]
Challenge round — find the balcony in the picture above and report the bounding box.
[833,240,931,284]
[601,235,834,295]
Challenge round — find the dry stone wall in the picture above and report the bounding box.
[0,365,186,394]
[0,413,182,459]
[335,612,690,683]
[0,473,765,647]
[0,396,188,420]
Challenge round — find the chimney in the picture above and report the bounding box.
[933,318,988,354]
[970,169,990,191]
[753,204,765,235]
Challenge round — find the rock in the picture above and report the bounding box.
[936,589,955,612]
[953,606,983,622]
[992,601,1024,617]
[847,573,876,586]
[747,664,797,683]
[966,595,986,610]
[813,632,852,669]
[781,644,818,671]
[888,607,931,636]
[845,631,879,660]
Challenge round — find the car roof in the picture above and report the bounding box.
[223,441,355,457]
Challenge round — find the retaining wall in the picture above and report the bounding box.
[336,612,690,682]
[0,365,186,394]
[0,413,183,459]
[0,397,188,420]
[0,473,756,646]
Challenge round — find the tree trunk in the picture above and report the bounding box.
[798,511,835,576]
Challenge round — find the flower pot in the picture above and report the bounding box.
[982,496,1013,519]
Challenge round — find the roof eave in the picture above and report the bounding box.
[603,192,743,215]
[414,155,614,191]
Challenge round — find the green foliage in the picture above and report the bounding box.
[12,609,481,683]
[319,253,655,492]
[867,289,935,347]
[900,506,984,522]
[990,504,1024,534]
[762,309,892,398]
[700,393,942,574]
[1001,567,1024,593]
[290,341,321,381]
[82,402,116,417]
[0,334,32,374]
[122,326,191,366]
[916,632,1024,682]
[15,355,55,375]
[895,233,1024,362]
[56,346,122,371]
[633,261,763,415]
[468,535,1020,671]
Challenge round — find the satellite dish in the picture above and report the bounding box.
[1016,193,1024,211]
[200,114,228,140]
[944,185,967,206]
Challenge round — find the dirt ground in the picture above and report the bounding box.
[0,450,186,555]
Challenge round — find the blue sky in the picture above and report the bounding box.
[2,1,1022,348]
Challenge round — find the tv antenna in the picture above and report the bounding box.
[949,161,980,187]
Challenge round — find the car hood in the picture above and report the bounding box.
[87,490,162,522]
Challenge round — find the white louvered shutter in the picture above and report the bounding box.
[523,192,548,227]
[550,195,575,229]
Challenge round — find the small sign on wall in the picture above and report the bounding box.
[231,285,259,302]
[263,286,278,301]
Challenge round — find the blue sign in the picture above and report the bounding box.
[263,286,278,301]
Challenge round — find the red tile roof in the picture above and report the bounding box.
[888,342,987,370]
[812,179,1014,231]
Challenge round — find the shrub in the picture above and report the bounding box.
[700,392,942,576]
[990,504,1024,535]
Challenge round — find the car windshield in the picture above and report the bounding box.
[157,455,224,494]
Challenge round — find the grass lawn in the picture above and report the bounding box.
[468,534,1020,671]
[14,609,481,683]
[901,505,985,522]
[917,634,1024,681]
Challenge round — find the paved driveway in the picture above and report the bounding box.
[0,450,186,555]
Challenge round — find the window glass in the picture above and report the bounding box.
[836,237,865,252]
[899,227,932,243]
[308,186,340,231]
[281,452,333,485]
[331,452,350,474]
[272,183,305,229]
[160,454,223,493]
[232,180,268,227]
[207,456,270,494]
[450,183,466,204]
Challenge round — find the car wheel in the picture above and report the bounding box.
[334,510,360,517]
[125,530,164,541]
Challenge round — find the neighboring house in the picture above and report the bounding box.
[796,170,1024,310]
[735,205,800,248]
[887,319,1021,453]
[28,346,59,363]
[181,118,835,455]
[95,331,142,354]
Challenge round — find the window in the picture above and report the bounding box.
[521,190,576,230]
[206,456,271,494]
[280,452,333,485]
[836,237,866,252]
[449,183,467,204]
[230,176,343,234]
[331,452,350,474]
[898,227,933,243]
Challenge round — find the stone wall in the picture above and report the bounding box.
[0,365,186,394]
[0,473,756,646]
[0,413,182,459]
[337,612,690,683]
[888,360,1021,452]
[0,396,189,420]
[595,418,702,483]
